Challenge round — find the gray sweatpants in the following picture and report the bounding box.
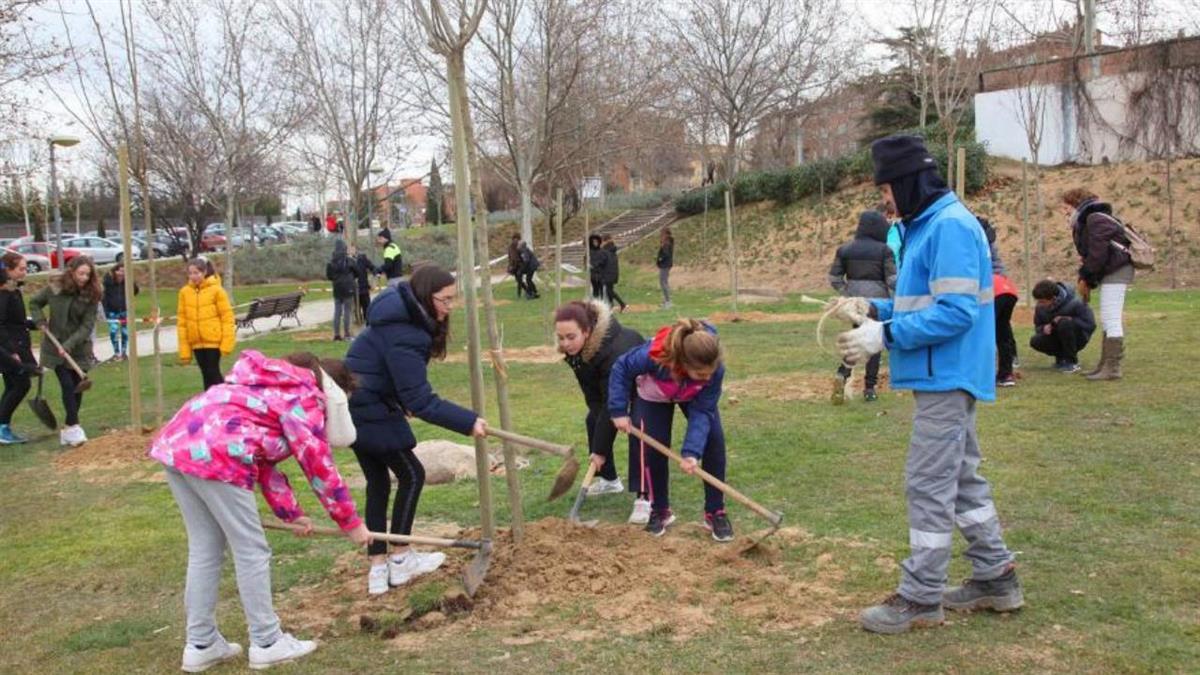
[165,468,283,648]
[332,297,354,338]
[899,391,1014,605]
[658,267,671,304]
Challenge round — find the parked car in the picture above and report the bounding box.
[200,231,227,252]
[60,236,133,264]
[11,242,82,269]
[3,246,52,273]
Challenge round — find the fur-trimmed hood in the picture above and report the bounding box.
[578,298,613,363]
[561,298,643,410]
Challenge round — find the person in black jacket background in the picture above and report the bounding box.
[827,210,896,402]
[656,227,674,309]
[518,240,540,299]
[0,252,38,444]
[555,299,643,501]
[601,235,627,312]
[348,244,379,324]
[588,234,609,302]
[101,262,139,361]
[344,264,488,596]
[1029,279,1096,372]
[326,239,357,341]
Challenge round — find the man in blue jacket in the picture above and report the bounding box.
[835,135,1023,634]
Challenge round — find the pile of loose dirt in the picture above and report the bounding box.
[707,311,821,324]
[726,370,891,404]
[280,518,846,647]
[53,428,160,482]
[445,345,562,365]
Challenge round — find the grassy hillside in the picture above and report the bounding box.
[626,158,1200,293]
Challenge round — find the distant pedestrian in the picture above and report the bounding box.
[1062,188,1134,381]
[518,240,540,299]
[588,234,608,301]
[309,215,321,234]
[601,235,626,313]
[376,228,403,283]
[656,227,674,309]
[326,239,357,341]
[325,213,337,236]
[102,262,139,361]
[1030,279,1096,372]
[178,257,235,391]
[828,210,896,403]
[348,244,378,324]
[507,234,528,298]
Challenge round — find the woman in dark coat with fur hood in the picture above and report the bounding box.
[554,299,643,510]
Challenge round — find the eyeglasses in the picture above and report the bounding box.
[432,295,454,308]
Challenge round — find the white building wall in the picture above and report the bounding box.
[974,84,1072,165]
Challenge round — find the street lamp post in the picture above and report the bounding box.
[367,165,383,240]
[48,135,80,269]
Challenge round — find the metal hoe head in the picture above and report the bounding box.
[567,461,600,528]
[738,511,784,554]
[546,453,580,502]
[461,540,492,598]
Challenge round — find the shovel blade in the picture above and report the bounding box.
[74,379,93,394]
[461,540,492,598]
[547,455,580,502]
[27,398,57,430]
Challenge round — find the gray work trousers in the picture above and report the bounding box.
[899,390,1014,605]
[658,267,671,304]
[165,468,283,649]
[333,297,354,338]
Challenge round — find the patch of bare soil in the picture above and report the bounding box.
[619,303,662,313]
[444,344,562,365]
[726,370,891,404]
[707,311,822,324]
[53,428,161,483]
[279,518,847,648]
[290,330,336,343]
[715,293,783,305]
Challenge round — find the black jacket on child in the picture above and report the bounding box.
[354,253,378,292]
[656,240,674,269]
[828,211,897,299]
[588,235,609,284]
[0,284,36,376]
[601,242,621,284]
[344,282,477,451]
[564,299,642,457]
[1034,282,1096,337]
[326,239,358,300]
[101,273,139,314]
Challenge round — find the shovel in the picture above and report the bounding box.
[567,460,600,528]
[26,371,57,430]
[40,328,92,393]
[625,426,784,551]
[485,427,579,502]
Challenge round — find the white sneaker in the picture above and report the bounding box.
[181,636,242,672]
[587,477,624,496]
[628,498,651,524]
[389,550,446,586]
[62,425,87,447]
[367,563,389,596]
[248,633,317,670]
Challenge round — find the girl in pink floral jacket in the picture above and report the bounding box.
[149,349,370,671]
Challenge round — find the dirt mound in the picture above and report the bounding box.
[445,345,561,365]
[726,370,891,403]
[707,311,822,324]
[54,428,160,482]
[279,518,846,647]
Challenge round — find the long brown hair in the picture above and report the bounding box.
[283,352,357,393]
[62,255,102,303]
[1,251,23,285]
[1060,188,1098,209]
[409,263,455,360]
[554,300,599,333]
[655,318,721,376]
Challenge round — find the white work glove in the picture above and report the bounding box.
[837,319,885,366]
[827,297,872,325]
[320,368,357,447]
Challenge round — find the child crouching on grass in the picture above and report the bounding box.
[608,318,733,542]
[149,349,370,672]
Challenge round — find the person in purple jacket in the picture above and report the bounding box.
[608,318,732,542]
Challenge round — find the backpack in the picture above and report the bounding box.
[1110,221,1156,271]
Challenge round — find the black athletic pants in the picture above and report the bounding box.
[357,289,371,323]
[353,433,425,557]
[194,348,224,390]
[995,294,1018,379]
[522,271,538,297]
[0,371,31,425]
[585,407,620,482]
[604,283,626,309]
[54,365,83,426]
[1030,317,1090,364]
[836,353,881,389]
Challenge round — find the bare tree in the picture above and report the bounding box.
[273,0,411,242]
[673,0,843,180]
[1,0,64,143]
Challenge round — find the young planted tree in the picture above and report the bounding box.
[426,158,444,226]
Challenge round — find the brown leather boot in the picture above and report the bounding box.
[1087,337,1124,381]
[1082,332,1108,376]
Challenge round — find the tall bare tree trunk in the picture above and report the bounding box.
[224,181,235,295]
[1021,160,1033,302]
[118,144,142,430]
[457,60,524,541]
[447,50,494,542]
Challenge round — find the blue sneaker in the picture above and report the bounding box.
[0,424,26,444]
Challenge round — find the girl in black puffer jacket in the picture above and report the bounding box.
[555,299,643,504]
[0,251,38,443]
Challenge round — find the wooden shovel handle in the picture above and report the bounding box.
[263,521,482,550]
[626,426,783,527]
[40,328,87,379]
[486,427,571,458]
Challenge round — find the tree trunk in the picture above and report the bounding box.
[224,183,235,296]
[518,167,534,244]
[446,50,494,543]
[554,188,563,309]
[724,190,738,313]
[456,56,524,542]
[1166,157,1177,289]
[1021,160,1033,303]
[117,145,142,430]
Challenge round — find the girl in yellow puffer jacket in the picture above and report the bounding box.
[178,257,236,390]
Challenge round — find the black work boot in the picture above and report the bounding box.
[859,593,945,634]
[942,565,1024,612]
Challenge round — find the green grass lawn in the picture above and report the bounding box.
[1,268,1197,673]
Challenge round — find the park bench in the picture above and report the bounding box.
[236,291,304,333]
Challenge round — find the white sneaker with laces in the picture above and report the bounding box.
[367,563,389,596]
[389,550,446,586]
[181,635,242,672]
[628,498,651,524]
[587,477,624,496]
[64,424,87,447]
[248,633,317,670]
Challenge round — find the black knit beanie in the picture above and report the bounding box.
[871,135,938,185]
[376,228,392,243]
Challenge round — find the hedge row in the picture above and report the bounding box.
[675,130,989,215]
